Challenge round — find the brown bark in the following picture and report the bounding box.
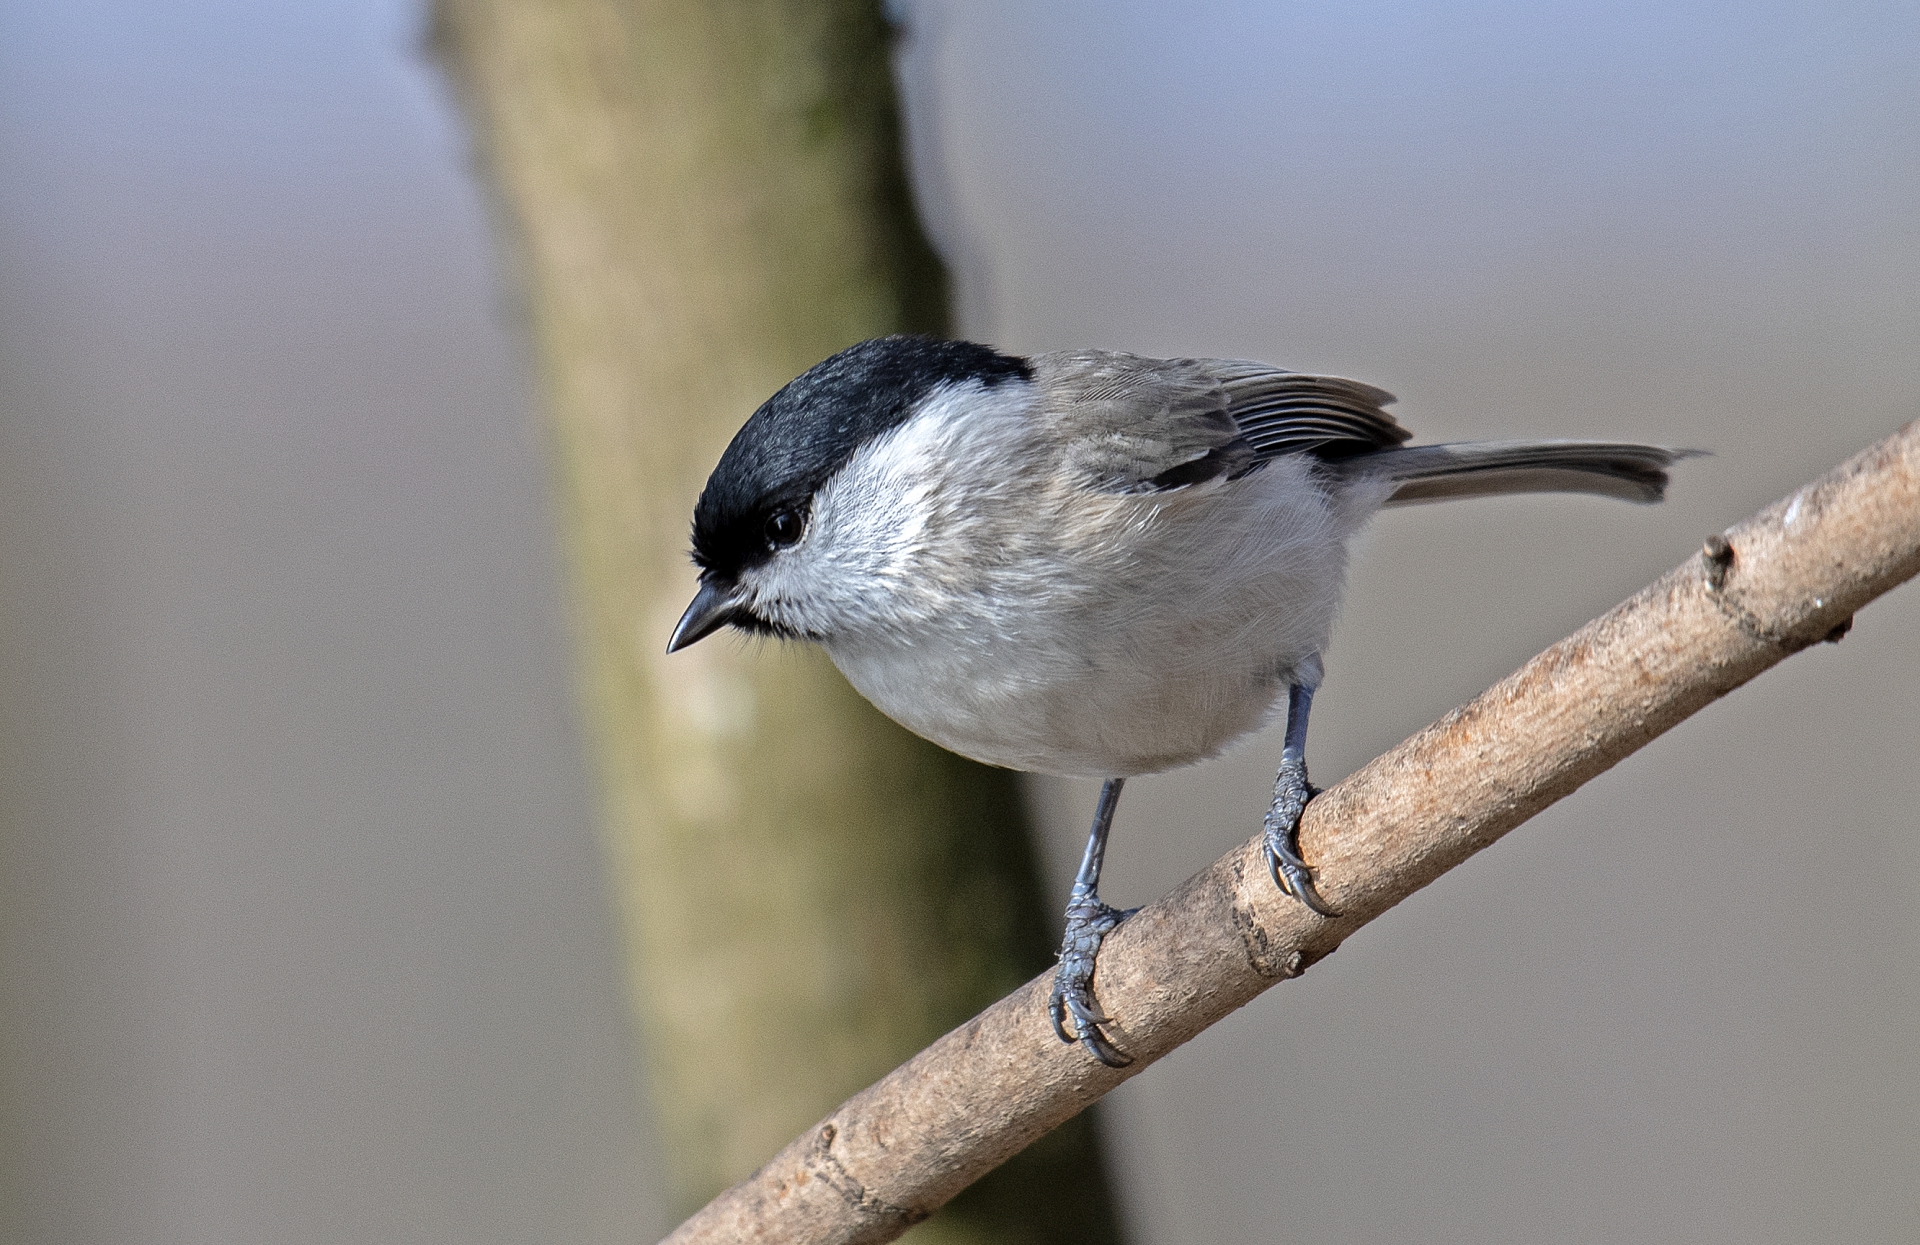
[666,421,1920,1243]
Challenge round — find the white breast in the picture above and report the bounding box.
[743,380,1390,778]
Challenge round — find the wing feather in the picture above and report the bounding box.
[1211,363,1409,459]
[1031,352,1250,492]
[1031,351,1409,493]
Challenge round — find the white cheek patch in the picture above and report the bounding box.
[744,377,1041,634]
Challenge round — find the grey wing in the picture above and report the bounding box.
[1031,351,1411,494]
[1207,360,1410,460]
[1029,351,1253,492]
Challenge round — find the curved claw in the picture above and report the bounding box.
[1263,780,1340,917]
[1265,842,1288,894]
[1079,1021,1134,1069]
[1049,899,1134,1067]
[1266,844,1339,917]
[1047,988,1075,1046]
[1052,984,1132,1067]
[1265,832,1311,872]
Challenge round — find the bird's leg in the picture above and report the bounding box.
[1263,680,1338,916]
[1048,777,1135,1067]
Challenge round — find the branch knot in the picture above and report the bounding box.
[806,1123,927,1229]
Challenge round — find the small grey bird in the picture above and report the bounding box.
[669,336,1687,1066]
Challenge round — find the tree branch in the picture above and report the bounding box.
[665,421,1920,1244]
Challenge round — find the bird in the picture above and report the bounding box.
[667,335,1688,1066]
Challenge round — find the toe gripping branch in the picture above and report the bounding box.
[1262,681,1338,917]
[1048,778,1135,1067]
[1049,675,1339,1068]
[1263,757,1337,917]
[1048,886,1134,1067]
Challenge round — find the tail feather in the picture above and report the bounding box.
[1342,440,1699,506]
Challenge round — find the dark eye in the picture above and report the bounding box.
[763,508,804,548]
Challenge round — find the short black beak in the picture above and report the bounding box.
[667,577,746,653]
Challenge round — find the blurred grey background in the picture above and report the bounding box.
[3,1,1916,1242]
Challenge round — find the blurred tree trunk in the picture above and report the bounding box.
[429,2,1122,1240]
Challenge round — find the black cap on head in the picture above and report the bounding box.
[689,336,1031,580]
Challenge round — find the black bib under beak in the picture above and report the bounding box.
[667,577,748,653]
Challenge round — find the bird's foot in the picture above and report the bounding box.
[1263,756,1337,917]
[1048,889,1136,1067]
